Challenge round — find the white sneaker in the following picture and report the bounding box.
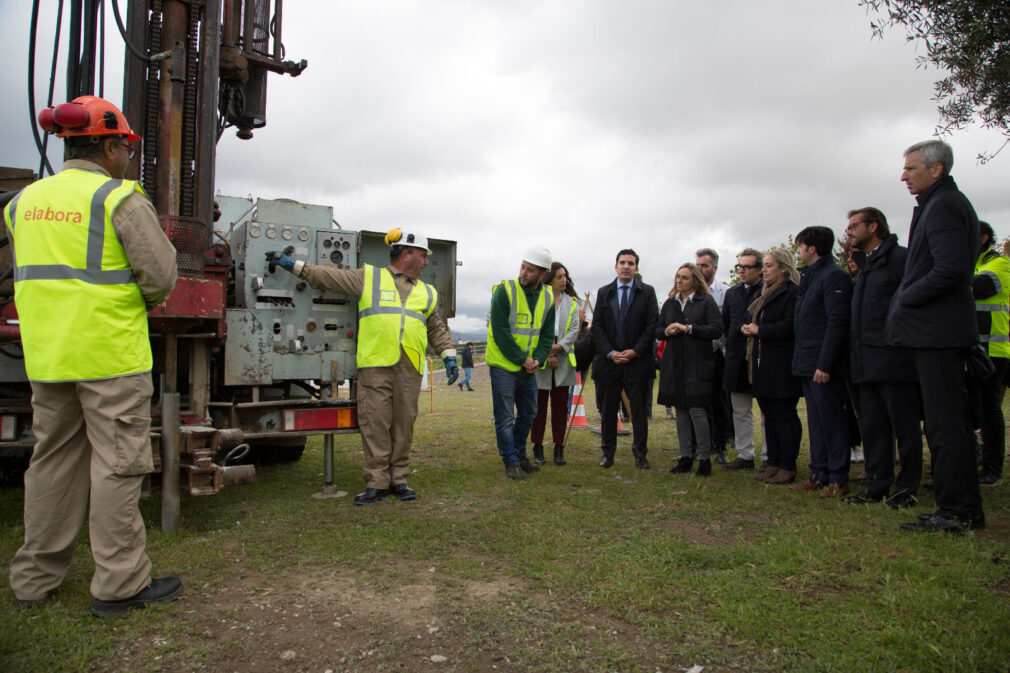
[850,445,864,463]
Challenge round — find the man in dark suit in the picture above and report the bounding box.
[591,249,659,468]
[887,139,985,533]
[722,248,764,470]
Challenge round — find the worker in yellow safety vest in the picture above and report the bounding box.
[970,220,1010,486]
[5,96,180,617]
[267,229,456,504]
[485,247,555,480]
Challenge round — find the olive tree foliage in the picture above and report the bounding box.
[860,0,1010,162]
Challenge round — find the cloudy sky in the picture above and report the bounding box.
[3,1,1008,336]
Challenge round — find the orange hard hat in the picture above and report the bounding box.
[37,95,140,142]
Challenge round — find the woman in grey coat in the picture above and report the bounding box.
[531,262,582,466]
[656,263,723,477]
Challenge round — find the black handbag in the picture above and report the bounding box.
[573,322,595,371]
[966,343,996,380]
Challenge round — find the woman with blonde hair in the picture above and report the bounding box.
[656,263,722,476]
[742,249,802,484]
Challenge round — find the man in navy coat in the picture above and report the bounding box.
[844,207,922,509]
[790,226,853,498]
[591,249,659,469]
[887,139,985,533]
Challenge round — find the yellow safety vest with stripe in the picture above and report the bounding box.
[356,264,437,373]
[974,248,1010,358]
[3,169,151,382]
[545,293,579,369]
[485,279,552,372]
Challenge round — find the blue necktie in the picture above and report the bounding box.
[618,285,629,347]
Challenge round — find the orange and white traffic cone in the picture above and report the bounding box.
[567,373,588,429]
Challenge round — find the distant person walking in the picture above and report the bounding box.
[459,342,475,391]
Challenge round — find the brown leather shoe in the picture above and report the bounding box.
[754,466,779,481]
[789,478,824,491]
[764,469,796,484]
[820,483,849,498]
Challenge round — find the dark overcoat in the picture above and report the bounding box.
[722,279,762,392]
[655,293,722,408]
[752,282,802,399]
[591,277,659,384]
[886,175,979,349]
[792,255,852,379]
[850,235,916,383]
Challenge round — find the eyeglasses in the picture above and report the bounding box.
[734,264,760,270]
[847,220,873,231]
[116,139,137,159]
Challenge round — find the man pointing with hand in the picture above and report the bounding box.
[267,229,456,505]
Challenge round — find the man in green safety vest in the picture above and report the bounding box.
[485,247,555,480]
[5,96,180,617]
[969,220,1010,486]
[267,229,457,505]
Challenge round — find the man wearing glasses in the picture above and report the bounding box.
[5,96,180,616]
[722,249,765,470]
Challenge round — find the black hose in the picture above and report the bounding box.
[28,0,56,177]
[39,0,66,179]
[110,0,152,63]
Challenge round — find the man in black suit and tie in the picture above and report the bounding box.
[591,249,659,468]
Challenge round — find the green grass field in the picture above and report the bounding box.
[2,376,1009,673]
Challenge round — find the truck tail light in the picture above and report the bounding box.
[1,415,17,440]
[283,407,358,432]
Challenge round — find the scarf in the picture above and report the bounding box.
[744,278,785,383]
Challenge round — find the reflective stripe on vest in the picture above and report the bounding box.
[485,279,552,372]
[974,249,1010,358]
[4,169,150,381]
[542,294,579,369]
[356,264,436,373]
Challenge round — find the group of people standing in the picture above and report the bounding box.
[487,138,999,535]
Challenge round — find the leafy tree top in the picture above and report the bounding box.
[861,0,1010,162]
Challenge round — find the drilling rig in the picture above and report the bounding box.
[0,1,457,529]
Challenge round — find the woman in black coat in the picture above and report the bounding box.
[656,263,722,477]
[742,249,802,484]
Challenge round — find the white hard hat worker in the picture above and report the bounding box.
[523,246,552,270]
[384,228,431,255]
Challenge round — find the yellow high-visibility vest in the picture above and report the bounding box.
[4,169,151,381]
[356,264,437,373]
[974,249,1010,359]
[485,279,552,372]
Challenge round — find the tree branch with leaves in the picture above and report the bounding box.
[860,0,1010,162]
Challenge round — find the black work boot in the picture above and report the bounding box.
[553,444,566,466]
[532,444,546,465]
[353,487,390,506]
[669,456,694,474]
[91,577,183,618]
[519,457,540,473]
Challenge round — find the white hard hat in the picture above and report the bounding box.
[523,246,552,270]
[384,228,431,254]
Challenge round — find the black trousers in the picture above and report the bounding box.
[858,381,923,497]
[914,349,984,520]
[600,374,651,461]
[967,356,1008,475]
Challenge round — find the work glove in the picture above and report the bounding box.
[443,356,459,385]
[265,249,297,273]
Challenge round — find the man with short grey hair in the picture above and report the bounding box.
[887,139,985,532]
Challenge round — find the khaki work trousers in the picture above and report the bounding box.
[9,373,154,601]
[357,357,422,489]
